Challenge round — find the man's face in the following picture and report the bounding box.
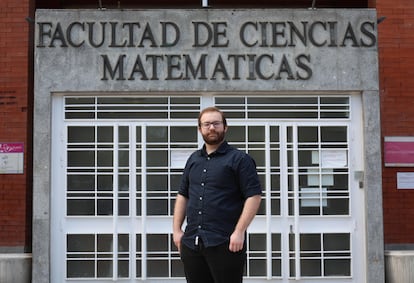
[199,111,227,145]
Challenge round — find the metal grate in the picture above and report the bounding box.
[215,96,350,119]
[65,96,201,120]
[65,95,350,120]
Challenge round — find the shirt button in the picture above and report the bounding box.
[198,225,202,229]
[201,183,204,186]
[203,169,207,172]
[198,211,202,215]
[199,196,203,200]
[207,157,210,160]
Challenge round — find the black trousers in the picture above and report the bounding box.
[180,240,246,283]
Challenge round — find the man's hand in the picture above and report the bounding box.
[173,230,184,253]
[229,230,245,252]
[173,194,188,253]
[229,194,261,252]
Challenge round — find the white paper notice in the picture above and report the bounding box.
[321,150,347,168]
[0,143,24,174]
[170,149,194,168]
[307,169,334,186]
[397,172,414,189]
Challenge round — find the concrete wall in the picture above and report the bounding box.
[0,254,31,283]
[33,9,383,283]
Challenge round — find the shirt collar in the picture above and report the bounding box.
[200,140,230,156]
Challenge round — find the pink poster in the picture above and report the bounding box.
[0,143,24,153]
[384,138,414,166]
[0,142,24,174]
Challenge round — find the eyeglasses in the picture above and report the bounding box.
[200,121,223,129]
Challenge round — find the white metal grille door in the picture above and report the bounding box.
[51,94,365,283]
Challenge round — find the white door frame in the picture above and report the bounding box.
[51,94,365,283]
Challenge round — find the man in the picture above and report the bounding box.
[173,106,262,283]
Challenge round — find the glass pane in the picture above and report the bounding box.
[289,258,296,277]
[249,150,265,167]
[98,199,113,215]
[67,234,94,252]
[270,150,280,166]
[147,260,168,277]
[171,126,197,142]
[215,97,246,118]
[98,175,113,191]
[324,198,348,215]
[298,150,316,167]
[226,126,246,142]
[118,199,129,216]
[320,97,350,119]
[118,234,129,252]
[272,259,282,276]
[287,126,293,143]
[67,175,94,191]
[67,200,94,215]
[321,126,347,142]
[257,198,266,215]
[270,126,279,142]
[271,198,280,215]
[147,234,168,251]
[324,234,350,250]
[68,127,95,143]
[147,150,168,167]
[119,126,129,143]
[147,126,168,142]
[298,127,318,142]
[118,175,129,191]
[97,127,113,142]
[136,234,142,252]
[147,175,168,191]
[301,259,321,276]
[98,234,113,252]
[171,259,185,277]
[249,234,266,251]
[68,151,95,167]
[250,259,266,276]
[67,260,95,278]
[170,174,182,191]
[271,173,280,188]
[147,199,168,215]
[136,126,141,142]
[170,96,199,104]
[324,259,351,276]
[97,151,113,167]
[66,97,95,104]
[118,260,129,277]
[272,234,281,251]
[215,96,245,104]
[119,150,129,167]
[301,234,321,251]
[97,260,112,277]
[136,150,141,167]
[136,260,142,277]
[248,126,265,142]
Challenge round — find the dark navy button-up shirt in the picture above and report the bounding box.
[178,141,262,250]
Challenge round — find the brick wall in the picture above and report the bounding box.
[0,0,31,251]
[377,0,414,243]
[0,0,412,250]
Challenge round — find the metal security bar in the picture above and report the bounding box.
[215,96,350,120]
[65,96,201,120]
[54,94,361,283]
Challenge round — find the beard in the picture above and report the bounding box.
[202,129,225,145]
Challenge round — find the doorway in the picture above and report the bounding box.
[51,93,365,282]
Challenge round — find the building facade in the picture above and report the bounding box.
[1,0,413,282]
